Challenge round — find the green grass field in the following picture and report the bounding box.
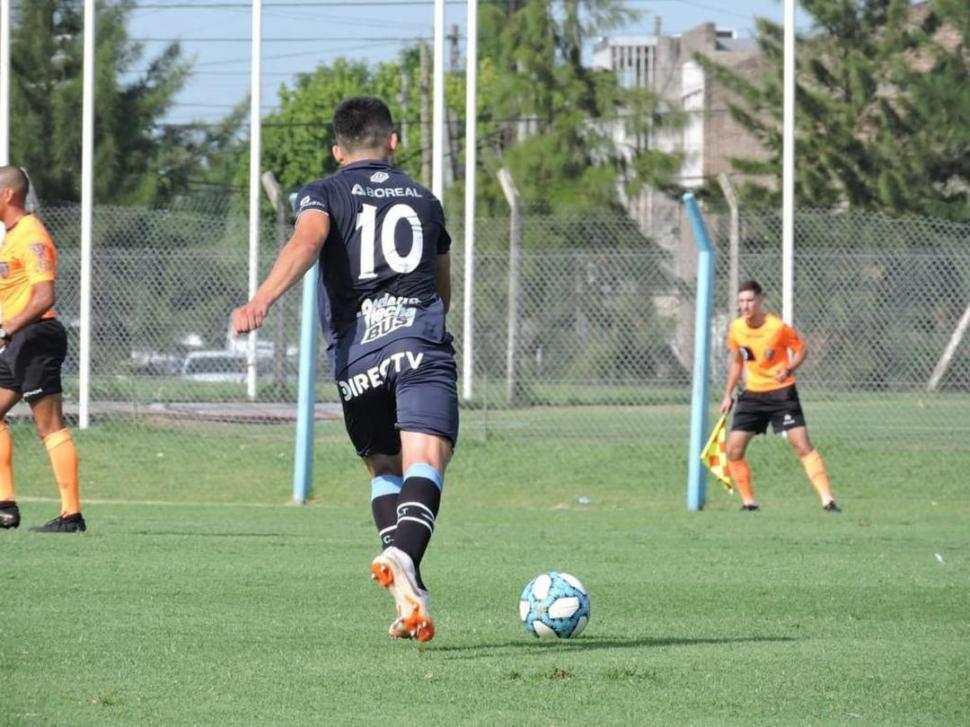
[4,418,969,725]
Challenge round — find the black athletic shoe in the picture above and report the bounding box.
[823,501,842,513]
[0,500,20,529]
[30,513,87,533]
[740,504,760,512]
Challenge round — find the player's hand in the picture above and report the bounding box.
[231,301,268,335]
[720,395,733,414]
[775,367,791,382]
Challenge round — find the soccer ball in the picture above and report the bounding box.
[519,571,590,639]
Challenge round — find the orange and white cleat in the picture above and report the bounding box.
[370,546,435,642]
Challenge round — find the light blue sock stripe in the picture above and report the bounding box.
[371,475,403,500]
[404,463,444,492]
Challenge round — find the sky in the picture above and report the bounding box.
[120,1,816,126]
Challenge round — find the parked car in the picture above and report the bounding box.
[180,351,248,384]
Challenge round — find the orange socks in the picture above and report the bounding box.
[44,429,80,515]
[801,449,834,505]
[0,423,13,502]
[726,458,756,506]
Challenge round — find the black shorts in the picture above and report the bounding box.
[731,384,806,435]
[0,318,68,403]
[336,339,459,457]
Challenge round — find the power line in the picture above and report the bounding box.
[130,35,439,42]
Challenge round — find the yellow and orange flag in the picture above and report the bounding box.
[700,413,733,492]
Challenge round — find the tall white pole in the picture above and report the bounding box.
[432,0,445,199]
[782,0,795,324]
[78,0,95,429]
[246,0,262,400]
[461,0,477,400]
[0,0,10,164]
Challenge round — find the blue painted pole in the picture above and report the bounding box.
[683,192,716,511]
[292,262,319,504]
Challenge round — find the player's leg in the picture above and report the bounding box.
[725,429,758,509]
[23,321,84,532]
[785,426,838,510]
[0,387,23,529]
[371,433,452,642]
[363,452,403,550]
[393,430,452,589]
[28,393,85,532]
[726,390,767,510]
[388,342,457,590]
[369,341,458,641]
[770,386,839,511]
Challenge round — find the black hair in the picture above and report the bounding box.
[0,165,29,204]
[738,279,763,296]
[332,96,394,153]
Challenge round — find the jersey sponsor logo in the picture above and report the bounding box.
[350,183,423,199]
[299,196,327,213]
[739,345,756,361]
[337,350,424,401]
[764,348,775,361]
[30,243,52,272]
[360,294,419,344]
[0,262,7,278]
[369,171,390,183]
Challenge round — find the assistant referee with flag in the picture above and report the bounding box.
[719,280,840,513]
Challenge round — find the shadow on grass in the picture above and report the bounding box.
[431,635,795,659]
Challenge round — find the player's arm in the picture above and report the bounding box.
[1,280,55,336]
[232,211,329,335]
[776,324,807,382]
[721,352,743,413]
[777,342,808,382]
[436,253,451,313]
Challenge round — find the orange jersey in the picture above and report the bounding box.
[727,314,804,392]
[0,214,57,322]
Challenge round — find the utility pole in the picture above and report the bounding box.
[419,39,432,187]
[447,24,462,183]
[398,65,409,149]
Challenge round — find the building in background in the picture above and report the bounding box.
[594,21,769,369]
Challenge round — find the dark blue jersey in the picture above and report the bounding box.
[295,160,452,373]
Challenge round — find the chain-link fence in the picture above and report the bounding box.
[19,203,969,490]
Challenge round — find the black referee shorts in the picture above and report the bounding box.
[0,318,68,403]
[731,384,806,435]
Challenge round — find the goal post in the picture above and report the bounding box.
[683,192,716,511]
[292,263,319,504]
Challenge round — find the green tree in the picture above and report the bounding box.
[9,0,199,206]
[696,0,969,219]
[255,58,418,193]
[255,2,681,223]
[471,0,683,216]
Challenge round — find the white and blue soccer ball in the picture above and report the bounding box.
[519,571,590,639]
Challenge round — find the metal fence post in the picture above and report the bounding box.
[684,193,716,511]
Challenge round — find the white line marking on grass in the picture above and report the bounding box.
[17,496,313,509]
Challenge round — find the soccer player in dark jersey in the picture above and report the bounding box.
[232,96,457,642]
[720,280,839,513]
[0,166,85,533]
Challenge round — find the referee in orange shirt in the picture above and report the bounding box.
[719,279,839,513]
[0,167,84,532]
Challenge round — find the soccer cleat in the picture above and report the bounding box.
[29,512,87,533]
[0,500,20,529]
[387,616,414,640]
[823,501,842,513]
[739,504,760,512]
[370,546,435,642]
